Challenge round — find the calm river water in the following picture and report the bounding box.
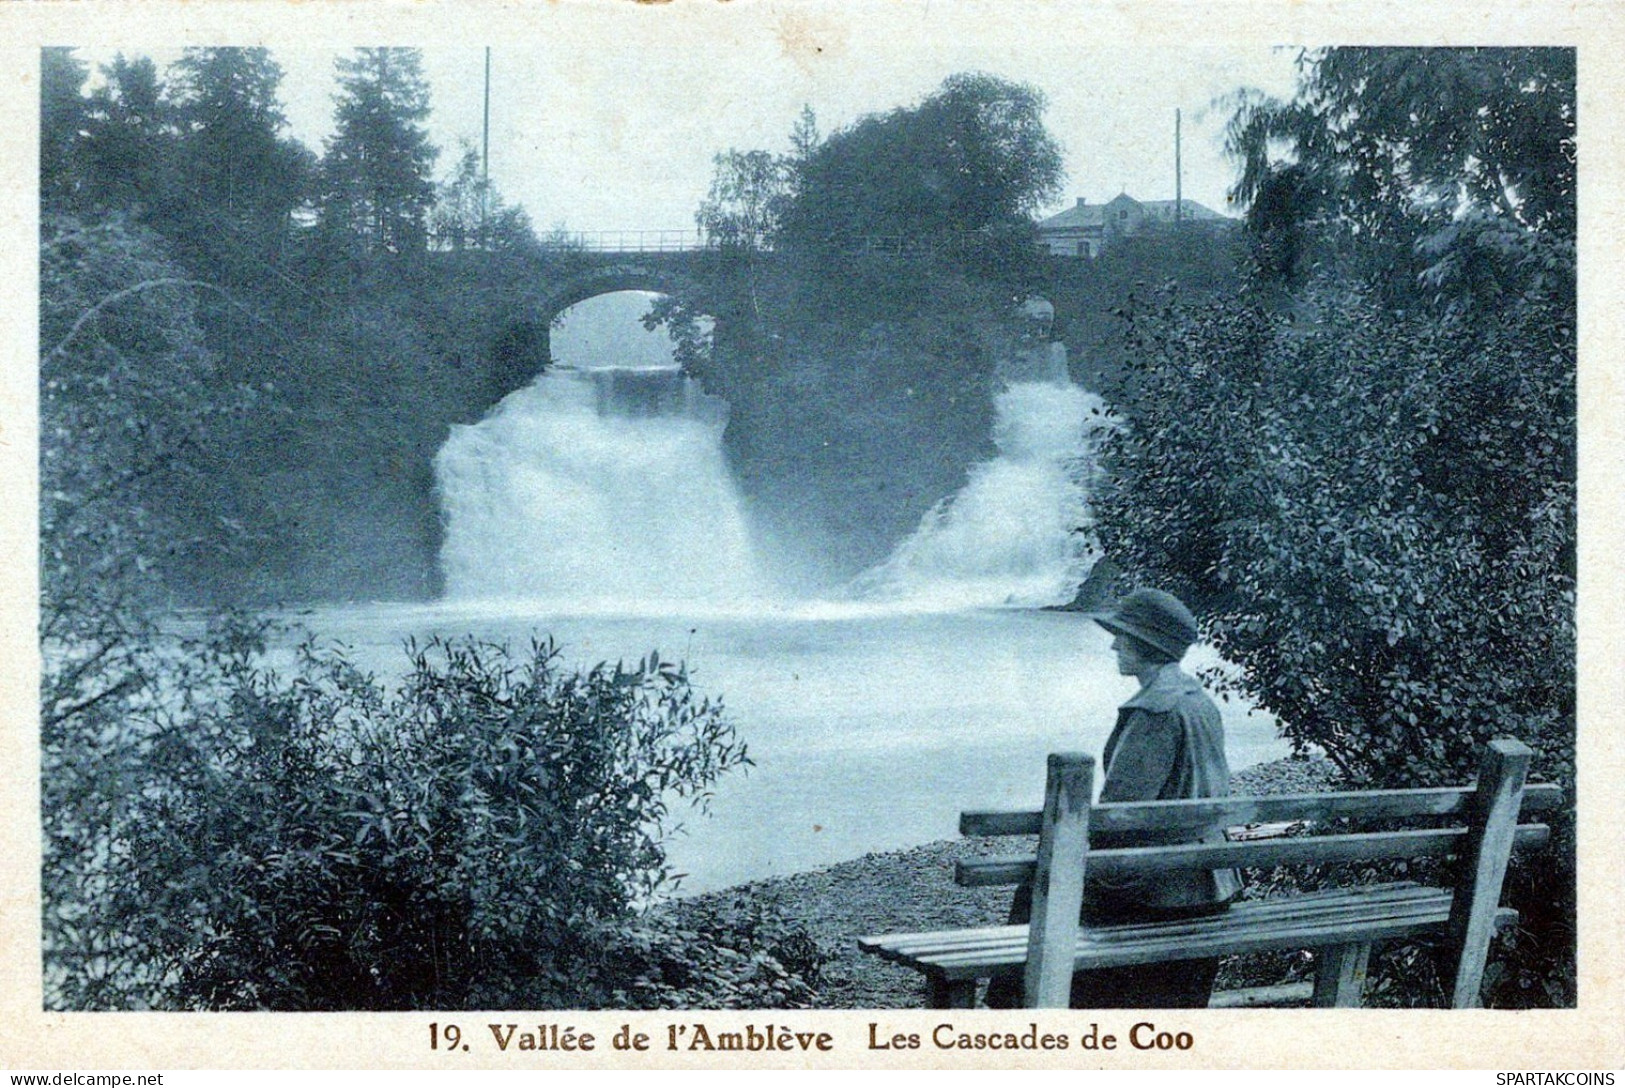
[277,599,1284,895]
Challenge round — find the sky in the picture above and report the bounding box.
[78,11,1304,235]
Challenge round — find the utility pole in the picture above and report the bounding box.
[482,47,492,242]
[1175,108,1183,225]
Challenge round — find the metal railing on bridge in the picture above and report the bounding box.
[560,230,708,253]
[544,228,999,258]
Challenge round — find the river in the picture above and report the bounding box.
[286,294,1285,896]
[276,599,1280,896]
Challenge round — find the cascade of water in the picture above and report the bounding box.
[434,365,765,608]
[853,358,1114,609]
[435,290,1112,614]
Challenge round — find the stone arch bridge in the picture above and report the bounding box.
[474,228,1044,405]
[481,231,713,405]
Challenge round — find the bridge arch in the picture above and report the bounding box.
[541,262,700,325]
[486,260,704,405]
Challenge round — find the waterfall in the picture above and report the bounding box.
[434,364,765,608]
[854,355,1114,609]
[434,290,1111,613]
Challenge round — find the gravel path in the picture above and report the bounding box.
[684,756,1340,1009]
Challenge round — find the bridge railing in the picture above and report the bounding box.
[541,228,998,258]
[559,230,708,253]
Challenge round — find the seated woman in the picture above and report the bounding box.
[985,586,1241,1008]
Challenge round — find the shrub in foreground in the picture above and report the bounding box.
[43,625,759,1010]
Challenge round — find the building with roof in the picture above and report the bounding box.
[1036,192,1235,258]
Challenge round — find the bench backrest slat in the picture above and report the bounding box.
[956,822,1550,888]
[960,782,1562,838]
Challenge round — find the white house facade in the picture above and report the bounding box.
[1036,193,1235,257]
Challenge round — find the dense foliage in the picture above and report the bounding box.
[40,214,261,734]
[42,627,773,1010]
[784,71,1062,238]
[653,74,1064,582]
[41,47,578,603]
[1094,47,1576,1006]
[319,49,439,255]
[1100,287,1573,782]
[1224,47,1574,296]
[39,48,812,1012]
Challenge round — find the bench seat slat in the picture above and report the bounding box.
[895,898,1451,963]
[961,782,1563,838]
[863,887,1518,980]
[956,823,1550,887]
[1211,982,1316,1008]
[929,907,1520,978]
[861,884,1442,956]
[864,889,1449,961]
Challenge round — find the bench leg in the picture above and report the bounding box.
[927,975,977,1009]
[1312,942,1372,1007]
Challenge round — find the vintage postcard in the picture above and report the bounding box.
[0,0,1620,1074]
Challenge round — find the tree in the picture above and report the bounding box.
[167,47,311,259]
[787,105,821,177]
[1093,284,1574,1008]
[918,72,1066,228]
[41,48,90,210]
[38,211,265,841]
[1224,48,1575,301]
[694,106,822,253]
[41,216,226,622]
[319,48,438,255]
[780,72,1063,252]
[772,73,1061,317]
[429,142,538,253]
[78,54,176,215]
[1095,46,1576,1005]
[696,149,788,252]
[1098,289,1572,777]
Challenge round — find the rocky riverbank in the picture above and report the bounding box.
[680,755,1339,1009]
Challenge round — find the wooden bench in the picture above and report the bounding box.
[859,738,1560,1008]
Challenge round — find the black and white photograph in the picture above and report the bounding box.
[2,0,1619,1073]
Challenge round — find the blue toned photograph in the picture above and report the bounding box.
[37,32,1574,1014]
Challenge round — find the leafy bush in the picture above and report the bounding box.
[1098,288,1573,786]
[604,896,824,1009]
[1093,285,1575,1006]
[42,623,754,1010]
[1094,46,1578,1008]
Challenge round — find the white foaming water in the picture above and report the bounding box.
[854,378,1115,608]
[434,365,766,607]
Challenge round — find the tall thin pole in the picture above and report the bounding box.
[1175,108,1183,225]
[482,47,492,240]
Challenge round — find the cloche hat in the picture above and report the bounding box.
[1087,587,1199,661]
